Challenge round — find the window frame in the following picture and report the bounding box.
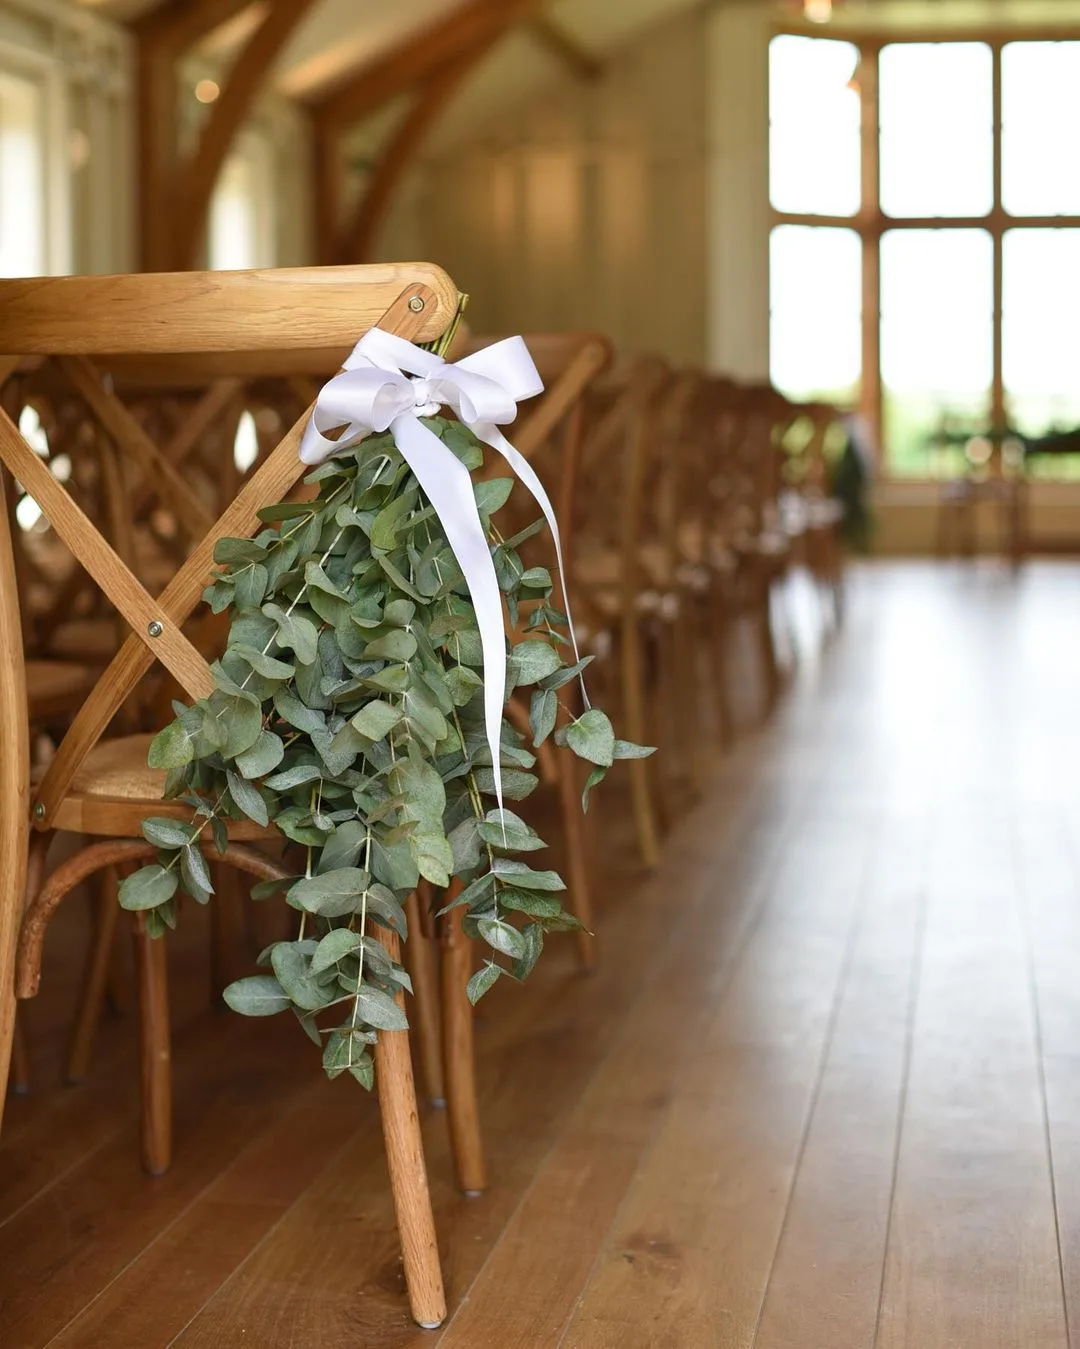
[770,24,1080,478]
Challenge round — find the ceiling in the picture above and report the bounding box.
[70,0,1080,148]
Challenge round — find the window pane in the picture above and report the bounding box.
[1002,43,1080,216]
[769,35,860,216]
[209,134,276,270]
[879,43,992,218]
[881,229,993,474]
[1003,229,1080,442]
[0,71,45,277]
[770,225,861,401]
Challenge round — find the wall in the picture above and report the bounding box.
[705,0,771,380]
[387,8,709,362]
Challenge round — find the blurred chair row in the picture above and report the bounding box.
[0,263,844,1330]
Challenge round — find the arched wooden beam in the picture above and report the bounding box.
[526,14,604,81]
[334,57,485,264]
[133,0,259,52]
[324,0,547,264]
[313,0,544,134]
[170,0,319,270]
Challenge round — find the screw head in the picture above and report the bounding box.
[33,802,44,819]
[147,620,163,638]
[408,295,425,313]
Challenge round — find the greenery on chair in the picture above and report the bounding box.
[117,416,651,1087]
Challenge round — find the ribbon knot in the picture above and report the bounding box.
[298,327,586,816]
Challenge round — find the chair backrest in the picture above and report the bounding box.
[0,263,459,833]
[461,331,612,584]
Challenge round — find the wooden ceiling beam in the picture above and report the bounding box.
[311,0,543,133]
[169,0,320,269]
[133,0,260,53]
[325,0,549,263]
[333,37,497,264]
[525,14,603,81]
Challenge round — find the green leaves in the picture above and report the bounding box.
[467,962,502,1005]
[141,817,195,849]
[147,719,197,769]
[130,412,644,1089]
[289,868,369,918]
[118,863,178,911]
[235,730,285,780]
[351,699,402,742]
[226,770,269,828]
[353,986,408,1031]
[478,809,545,852]
[529,688,557,746]
[566,708,615,767]
[262,602,319,665]
[508,640,562,686]
[310,927,363,973]
[223,975,291,1017]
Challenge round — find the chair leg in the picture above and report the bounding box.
[711,596,736,750]
[403,889,445,1107]
[66,865,121,1084]
[1,834,46,1126]
[620,616,661,870]
[375,929,446,1331]
[757,586,782,716]
[556,745,597,970]
[439,895,486,1196]
[133,912,171,1176]
[9,1013,29,1095]
[210,862,247,1000]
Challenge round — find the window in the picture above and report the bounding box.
[0,67,47,276]
[770,225,861,402]
[769,33,1080,476]
[208,131,277,271]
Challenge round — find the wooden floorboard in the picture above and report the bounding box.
[4,562,1080,1346]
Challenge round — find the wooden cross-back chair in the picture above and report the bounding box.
[774,396,846,622]
[0,262,460,1332]
[697,377,788,717]
[568,354,677,870]
[463,331,611,966]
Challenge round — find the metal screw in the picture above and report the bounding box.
[33,803,44,819]
[408,296,425,313]
[147,620,163,638]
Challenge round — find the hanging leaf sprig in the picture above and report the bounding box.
[119,417,653,1086]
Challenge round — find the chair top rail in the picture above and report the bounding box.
[0,263,456,355]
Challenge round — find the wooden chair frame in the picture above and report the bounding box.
[0,262,457,1331]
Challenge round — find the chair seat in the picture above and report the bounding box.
[26,660,99,722]
[35,733,271,840]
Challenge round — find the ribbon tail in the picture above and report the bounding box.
[390,414,508,818]
[476,425,591,710]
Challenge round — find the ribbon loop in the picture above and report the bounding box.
[298,327,585,814]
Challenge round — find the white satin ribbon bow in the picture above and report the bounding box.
[298,327,585,815]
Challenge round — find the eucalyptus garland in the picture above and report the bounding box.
[118,416,652,1087]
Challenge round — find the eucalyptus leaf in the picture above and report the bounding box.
[353,985,409,1031]
[566,708,615,767]
[223,974,290,1017]
[226,770,269,828]
[310,927,363,974]
[235,730,285,780]
[466,962,502,1005]
[118,863,179,911]
[141,817,195,849]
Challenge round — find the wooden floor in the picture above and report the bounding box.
[6,559,1080,1347]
